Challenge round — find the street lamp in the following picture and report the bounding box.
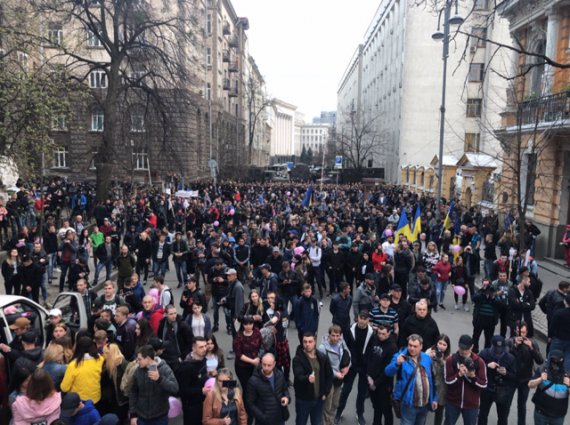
[432,0,463,219]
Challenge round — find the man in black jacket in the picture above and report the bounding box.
[157,305,193,372]
[20,254,43,303]
[398,299,440,349]
[135,231,152,285]
[176,337,209,425]
[246,353,290,425]
[94,235,117,285]
[366,324,397,425]
[293,332,333,425]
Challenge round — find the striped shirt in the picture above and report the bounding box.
[369,307,399,331]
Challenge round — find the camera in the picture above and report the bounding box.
[435,348,444,360]
[222,380,237,389]
[462,356,477,373]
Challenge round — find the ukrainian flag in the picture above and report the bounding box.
[301,185,313,208]
[395,211,413,242]
[443,201,455,230]
[411,205,421,242]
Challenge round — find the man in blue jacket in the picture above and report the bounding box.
[385,333,438,425]
[294,283,320,343]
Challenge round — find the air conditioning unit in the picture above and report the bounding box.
[470,46,477,54]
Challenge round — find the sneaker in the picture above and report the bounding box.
[357,415,366,425]
[212,326,219,333]
[464,304,470,312]
[226,353,235,360]
[439,304,446,310]
[454,303,459,310]
[333,415,341,425]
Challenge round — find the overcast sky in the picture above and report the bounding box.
[232,0,381,121]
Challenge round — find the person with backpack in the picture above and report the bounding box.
[154,276,173,307]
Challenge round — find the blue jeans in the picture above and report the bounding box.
[549,338,570,373]
[152,261,167,277]
[47,253,57,280]
[95,259,113,283]
[400,404,429,425]
[295,398,324,425]
[59,261,71,292]
[211,293,231,330]
[444,403,478,425]
[484,259,494,279]
[138,414,168,425]
[435,281,448,305]
[40,272,48,301]
[174,261,187,286]
[534,410,565,425]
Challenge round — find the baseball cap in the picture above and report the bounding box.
[491,335,506,352]
[365,273,375,281]
[49,308,63,317]
[272,247,280,253]
[458,335,473,350]
[21,331,37,344]
[9,317,31,330]
[148,337,164,351]
[226,268,237,275]
[60,392,81,417]
[390,284,402,291]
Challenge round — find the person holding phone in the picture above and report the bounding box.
[203,368,247,425]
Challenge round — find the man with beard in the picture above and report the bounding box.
[176,337,210,425]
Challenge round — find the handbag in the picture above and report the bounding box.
[391,360,420,419]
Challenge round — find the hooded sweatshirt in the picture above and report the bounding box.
[12,391,61,425]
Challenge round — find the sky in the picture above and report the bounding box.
[231,0,381,121]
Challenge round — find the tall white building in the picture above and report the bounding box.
[300,124,330,155]
[337,0,512,183]
[268,98,297,162]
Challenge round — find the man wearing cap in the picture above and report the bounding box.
[60,391,102,425]
[477,335,517,425]
[225,268,244,338]
[233,237,250,283]
[444,335,487,425]
[389,284,410,328]
[259,263,278,300]
[369,293,399,335]
[20,253,43,303]
[46,308,64,344]
[408,275,438,312]
[406,266,432,304]
[172,232,189,288]
[0,317,31,353]
[209,258,230,333]
[267,246,284,276]
[352,274,377,320]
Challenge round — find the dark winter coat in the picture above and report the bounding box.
[246,366,290,425]
[292,345,333,401]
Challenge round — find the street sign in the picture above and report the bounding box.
[334,156,343,169]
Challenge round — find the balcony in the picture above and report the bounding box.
[222,50,230,63]
[228,35,239,48]
[228,60,238,73]
[519,91,570,126]
[222,22,231,35]
[222,78,230,90]
[229,86,238,97]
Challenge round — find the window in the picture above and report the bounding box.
[89,151,98,170]
[51,115,67,131]
[471,27,487,48]
[89,70,107,88]
[367,159,373,168]
[53,147,68,168]
[48,63,66,80]
[207,48,211,66]
[469,63,485,82]
[130,112,145,132]
[466,99,482,117]
[474,0,489,10]
[207,15,212,35]
[206,83,211,100]
[91,110,104,131]
[464,133,480,152]
[47,24,63,46]
[131,64,145,81]
[133,151,149,170]
[525,153,537,205]
[87,24,103,47]
[18,51,29,72]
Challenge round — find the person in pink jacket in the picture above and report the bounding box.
[432,254,452,310]
[12,369,61,425]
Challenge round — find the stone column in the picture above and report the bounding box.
[544,8,559,94]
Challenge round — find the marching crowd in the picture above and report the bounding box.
[1,180,569,425]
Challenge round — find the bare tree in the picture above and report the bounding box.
[337,109,381,171]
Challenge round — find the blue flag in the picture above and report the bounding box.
[301,185,313,208]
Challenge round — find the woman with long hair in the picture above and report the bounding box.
[53,336,74,363]
[186,302,212,338]
[233,317,261,423]
[60,336,104,404]
[135,318,154,349]
[39,344,67,391]
[12,369,61,425]
[2,248,20,295]
[238,290,266,330]
[8,358,36,406]
[206,334,225,377]
[202,368,247,425]
[99,343,129,423]
[422,241,440,278]
[426,334,451,425]
[78,228,91,263]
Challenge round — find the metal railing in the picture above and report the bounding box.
[520,91,570,126]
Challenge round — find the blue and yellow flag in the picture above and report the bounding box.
[395,211,413,242]
[411,205,421,241]
[443,201,455,230]
[301,185,313,208]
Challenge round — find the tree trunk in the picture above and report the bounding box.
[96,162,115,202]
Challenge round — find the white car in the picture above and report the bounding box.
[0,293,88,347]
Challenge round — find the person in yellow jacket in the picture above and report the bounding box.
[61,336,105,403]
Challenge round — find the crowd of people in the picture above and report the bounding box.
[1,179,569,425]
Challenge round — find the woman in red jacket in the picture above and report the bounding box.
[432,254,452,310]
[371,243,388,272]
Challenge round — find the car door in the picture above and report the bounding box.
[51,292,87,334]
[0,296,48,346]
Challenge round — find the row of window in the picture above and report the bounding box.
[301,136,323,142]
[52,147,149,170]
[51,111,145,132]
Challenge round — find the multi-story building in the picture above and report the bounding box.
[312,111,337,126]
[0,0,268,184]
[496,0,570,260]
[300,124,330,158]
[337,0,511,190]
[294,112,305,157]
[268,98,297,163]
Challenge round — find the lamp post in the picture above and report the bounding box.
[432,0,463,219]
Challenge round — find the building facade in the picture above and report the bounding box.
[300,124,330,157]
[268,98,297,163]
[337,0,511,186]
[312,111,337,126]
[497,0,570,260]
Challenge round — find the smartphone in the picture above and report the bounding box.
[148,364,158,372]
[222,380,237,388]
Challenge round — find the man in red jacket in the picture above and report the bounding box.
[444,335,487,425]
